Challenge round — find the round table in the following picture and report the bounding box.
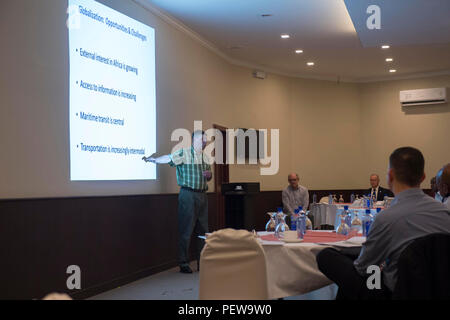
[309,203,383,229]
[258,230,365,299]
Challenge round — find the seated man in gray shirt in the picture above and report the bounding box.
[282,173,309,216]
[317,147,450,299]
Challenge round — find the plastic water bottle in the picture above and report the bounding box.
[351,214,362,234]
[350,193,355,204]
[313,194,317,204]
[344,206,352,228]
[291,209,299,230]
[298,206,306,218]
[298,206,311,230]
[366,197,371,209]
[362,209,374,237]
[328,194,333,205]
[297,213,306,239]
[337,217,350,235]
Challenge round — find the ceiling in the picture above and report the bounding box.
[139,0,450,82]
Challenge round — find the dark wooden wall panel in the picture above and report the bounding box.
[0,194,216,300]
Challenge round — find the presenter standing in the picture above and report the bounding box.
[142,131,212,273]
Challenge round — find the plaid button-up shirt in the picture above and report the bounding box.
[169,147,211,191]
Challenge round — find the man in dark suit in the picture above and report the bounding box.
[367,174,394,201]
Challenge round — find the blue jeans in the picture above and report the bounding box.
[178,188,208,267]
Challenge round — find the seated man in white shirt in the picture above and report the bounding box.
[282,173,309,217]
[436,163,450,209]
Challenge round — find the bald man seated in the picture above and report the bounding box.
[436,163,450,209]
[367,174,394,202]
[282,173,309,216]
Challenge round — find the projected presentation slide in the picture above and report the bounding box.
[68,0,156,181]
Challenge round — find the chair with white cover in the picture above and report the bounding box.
[199,228,269,300]
[319,196,329,204]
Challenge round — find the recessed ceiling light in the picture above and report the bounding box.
[381,45,390,49]
[386,58,393,62]
[389,69,397,73]
[307,62,314,66]
[295,49,303,54]
[261,14,273,17]
[281,34,290,39]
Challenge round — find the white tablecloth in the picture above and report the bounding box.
[310,203,382,229]
[309,203,338,228]
[258,231,365,299]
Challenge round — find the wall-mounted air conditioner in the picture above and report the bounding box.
[399,87,447,106]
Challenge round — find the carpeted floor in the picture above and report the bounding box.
[89,262,337,300]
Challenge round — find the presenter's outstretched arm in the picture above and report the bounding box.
[142,154,171,164]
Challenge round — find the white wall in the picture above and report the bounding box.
[358,75,450,189]
[1,0,449,199]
